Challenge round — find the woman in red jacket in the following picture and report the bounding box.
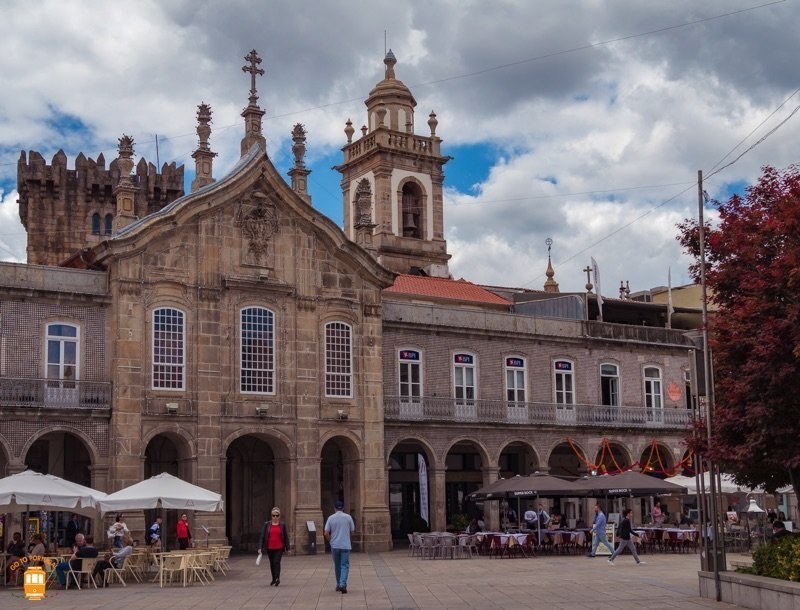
[258,507,290,586]
[176,513,192,549]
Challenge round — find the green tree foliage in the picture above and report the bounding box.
[750,537,800,581]
[677,165,800,506]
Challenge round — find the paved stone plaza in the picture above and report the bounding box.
[2,550,747,609]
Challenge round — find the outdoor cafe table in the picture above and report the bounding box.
[633,528,699,551]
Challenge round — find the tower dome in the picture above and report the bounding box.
[365,50,417,133]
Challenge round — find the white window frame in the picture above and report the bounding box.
[152,307,185,390]
[553,359,575,405]
[600,363,620,407]
[240,306,275,395]
[505,355,527,422]
[325,321,352,398]
[45,322,80,384]
[644,366,663,411]
[453,352,477,419]
[398,348,423,418]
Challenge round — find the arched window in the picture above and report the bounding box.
[152,307,185,390]
[91,213,101,235]
[401,182,422,239]
[600,363,620,407]
[240,306,275,394]
[104,214,113,235]
[325,321,352,397]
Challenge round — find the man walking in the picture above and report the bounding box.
[588,504,615,557]
[324,500,355,594]
[608,508,645,565]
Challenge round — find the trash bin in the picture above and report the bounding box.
[306,520,317,554]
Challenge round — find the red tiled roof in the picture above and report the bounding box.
[384,274,511,307]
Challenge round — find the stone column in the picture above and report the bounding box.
[429,467,446,532]
[483,466,501,531]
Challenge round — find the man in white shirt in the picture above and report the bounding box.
[324,500,355,595]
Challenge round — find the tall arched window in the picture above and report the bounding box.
[104,214,113,235]
[401,182,422,239]
[91,213,101,235]
[152,307,185,390]
[325,321,352,397]
[240,306,275,394]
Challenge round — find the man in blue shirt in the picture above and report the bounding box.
[588,504,615,557]
[324,500,355,594]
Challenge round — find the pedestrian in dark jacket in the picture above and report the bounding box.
[608,508,645,565]
[258,506,290,586]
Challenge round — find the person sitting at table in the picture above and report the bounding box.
[651,502,664,525]
[54,533,99,588]
[6,531,26,584]
[772,521,792,542]
[465,517,482,534]
[93,534,134,586]
[27,533,47,563]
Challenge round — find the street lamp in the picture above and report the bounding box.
[746,493,766,547]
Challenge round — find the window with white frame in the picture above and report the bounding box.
[453,353,476,404]
[325,321,352,397]
[644,366,663,409]
[600,363,620,406]
[398,349,422,401]
[152,307,185,390]
[240,306,275,394]
[505,356,526,404]
[554,360,575,404]
[46,323,79,384]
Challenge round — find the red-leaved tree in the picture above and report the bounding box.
[677,164,800,512]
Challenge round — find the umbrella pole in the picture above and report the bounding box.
[537,493,541,547]
[517,497,521,530]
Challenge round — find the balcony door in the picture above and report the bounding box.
[554,360,576,422]
[398,349,423,419]
[453,353,476,419]
[644,367,664,424]
[45,323,79,404]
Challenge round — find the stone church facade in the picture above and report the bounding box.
[0,51,695,551]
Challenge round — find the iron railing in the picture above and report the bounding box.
[384,396,692,429]
[0,377,112,409]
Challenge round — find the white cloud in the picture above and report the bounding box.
[0,0,797,293]
[0,189,27,262]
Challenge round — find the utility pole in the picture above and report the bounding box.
[698,169,724,600]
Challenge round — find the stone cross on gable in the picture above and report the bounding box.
[242,49,264,99]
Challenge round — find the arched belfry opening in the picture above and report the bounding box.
[401,182,423,239]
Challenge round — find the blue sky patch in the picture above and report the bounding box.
[45,107,93,140]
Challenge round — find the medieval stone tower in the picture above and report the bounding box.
[17,148,184,265]
[336,51,451,277]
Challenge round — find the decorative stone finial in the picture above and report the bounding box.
[291,123,307,168]
[117,135,135,183]
[361,124,368,137]
[428,111,438,137]
[584,265,594,293]
[113,134,138,231]
[288,123,311,202]
[344,119,354,144]
[384,49,397,79]
[192,102,217,192]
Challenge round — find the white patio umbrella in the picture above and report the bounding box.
[664,473,765,495]
[0,469,106,516]
[98,472,223,513]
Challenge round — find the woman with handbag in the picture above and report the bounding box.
[257,507,290,586]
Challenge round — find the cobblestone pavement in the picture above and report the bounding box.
[2,549,748,609]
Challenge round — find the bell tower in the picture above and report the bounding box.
[335,51,451,277]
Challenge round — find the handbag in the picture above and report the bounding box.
[256,551,262,566]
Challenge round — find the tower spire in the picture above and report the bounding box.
[288,123,311,203]
[240,49,267,156]
[543,238,560,293]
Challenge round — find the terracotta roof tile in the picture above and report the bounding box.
[384,274,511,307]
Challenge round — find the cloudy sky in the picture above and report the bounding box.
[1,0,798,293]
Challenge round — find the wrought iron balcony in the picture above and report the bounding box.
[0,377,112,410]
[384,396,692,429]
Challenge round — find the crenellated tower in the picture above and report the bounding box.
[17,146,184,265]
[335,50,451,277]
